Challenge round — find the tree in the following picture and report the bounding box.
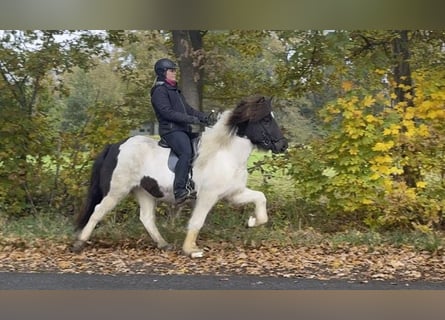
[172,30,205,110]
[0,30,114,215]
[115,30,168,123]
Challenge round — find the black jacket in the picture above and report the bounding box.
[150,81,207,136]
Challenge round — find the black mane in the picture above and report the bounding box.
[227,95,272,128]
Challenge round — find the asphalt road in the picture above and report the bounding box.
[2,273,445,320]
[1,272,444,289]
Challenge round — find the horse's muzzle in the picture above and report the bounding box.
[272,138,288,153]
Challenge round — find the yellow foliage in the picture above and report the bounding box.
[349,147,359,155]
[389,167,404,175]
[383,124,401,136]
[362,95,375,107]
[417,124,430,137]
[326,104,340,115]
[383,179,393,192]
[374,68,386,75]
[371,164,403,176]
[345,124,363,139]
[416,181,427,188]
[341,80,354,92]
[404,107,415,120]
[397,83,412,91]
[343,110,353,119]
[370,173,380,180]
[365,114,378,123]
[402,120,416,137]
[372,141,394,152]
[431,91,445,100]
[371,164,390,175]
[427,109,445,120]
[404,92,413,101]
[372,155,392,164]
[405,188,417,201]
[312,70,445,230]
[412,223,433,234]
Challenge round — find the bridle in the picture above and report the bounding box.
[237,113,285,152]
[259,122,287,152]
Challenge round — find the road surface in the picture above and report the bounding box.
[1,272,444,289]
[1,273,445,320]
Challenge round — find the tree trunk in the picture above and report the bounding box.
[172,30,204,110]
[391,30,419,187]
[392,30,414,108]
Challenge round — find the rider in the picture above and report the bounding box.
[150,58,209,205]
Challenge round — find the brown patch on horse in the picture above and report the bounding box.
[140,176,164,198]
[228,95,273,126]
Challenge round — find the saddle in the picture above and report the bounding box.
[158,136,200,173]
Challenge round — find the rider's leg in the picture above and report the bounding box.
[162,131,195,203]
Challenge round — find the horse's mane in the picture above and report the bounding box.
[194,110,233,169]
[194,95,272,168]
[227,94,272,126]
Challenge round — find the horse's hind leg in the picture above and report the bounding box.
[228,188,268,227]
[73,193,123,251]
[133,188,170,250]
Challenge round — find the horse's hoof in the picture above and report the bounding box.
[190,251,204,258]
[183,248,204,258]
[247,216,257,227]
[158,243,174,251]
[71,240,86,253]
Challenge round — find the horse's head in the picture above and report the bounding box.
[228,95,288,153]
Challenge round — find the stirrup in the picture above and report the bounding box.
[175,189,197,205]
[186,179,195,192]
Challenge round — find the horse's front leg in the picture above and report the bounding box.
[228,188,268,227]
[183,193,217,258]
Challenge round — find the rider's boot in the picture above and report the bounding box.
[174,188,196,205]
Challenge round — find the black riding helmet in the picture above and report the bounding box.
[154,58,177,79]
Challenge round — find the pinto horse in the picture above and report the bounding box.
[72,95,288,257]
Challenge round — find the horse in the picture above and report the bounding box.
[71,94,288,258]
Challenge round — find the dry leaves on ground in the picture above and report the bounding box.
[0,237,444,282]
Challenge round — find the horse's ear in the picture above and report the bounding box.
[268,96,274,105]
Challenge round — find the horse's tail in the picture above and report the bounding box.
[75,144,113,231]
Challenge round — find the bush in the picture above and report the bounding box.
[282,70,445,231]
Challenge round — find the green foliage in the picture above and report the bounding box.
[203,30,283,106]
[114,30,169,121]
[273,97,320,144]
[0,30,130,217]
[0,88,58,216]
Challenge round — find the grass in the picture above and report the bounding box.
[2,209,443,253]
[0,211,74,245]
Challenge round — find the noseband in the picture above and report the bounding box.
[259,123,286,151]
